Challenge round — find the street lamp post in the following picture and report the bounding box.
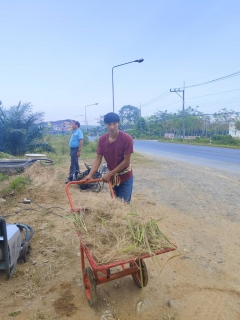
[112,59,144,112]
[85,103,98,132]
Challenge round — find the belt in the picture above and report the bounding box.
[111,165,132,187]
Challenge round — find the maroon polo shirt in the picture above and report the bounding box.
[97,131,133,183]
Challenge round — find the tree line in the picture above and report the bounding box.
[1,102,239,156]
[92,105,240,139]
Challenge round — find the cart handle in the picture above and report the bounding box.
[65,179,115,211]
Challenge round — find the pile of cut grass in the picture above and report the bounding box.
[66,194,174,264]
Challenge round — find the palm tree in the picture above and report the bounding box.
[0,102,54,156]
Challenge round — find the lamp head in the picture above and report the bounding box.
[136,59,144,63]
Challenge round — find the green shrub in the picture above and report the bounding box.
[60,144,68,155]
[85,140,97,152]
[0,152,15,159]
[8,176,31,193]
[83,135,89,146]
[0,175,31,197]
[0,173,9,182]
[211,134,237,145]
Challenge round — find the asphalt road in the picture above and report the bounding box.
[133,140,240,174]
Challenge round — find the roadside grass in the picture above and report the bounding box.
[163,311,179,320]
[0,176,31,198]
[0,152,15,159]
[157,136,240,149]
[0,135,98,198]
[0,173,9,182]
[42,134,98,165]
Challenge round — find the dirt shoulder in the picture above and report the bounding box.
[0,154,240,320]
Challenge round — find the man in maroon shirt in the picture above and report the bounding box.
[83,112,133,202]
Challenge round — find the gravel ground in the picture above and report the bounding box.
[132,154,240,319]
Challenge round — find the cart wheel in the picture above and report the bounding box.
[83,267,97,306]
[20,242,31,262]
[130,259,148,288]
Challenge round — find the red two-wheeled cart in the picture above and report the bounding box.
[65,179,176,306]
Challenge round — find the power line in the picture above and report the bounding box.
[141,100,180,116]
[186,88,240,100]
[139,79,240,111]
[174,111,240,118]
[185,64,240,82]
[142,88,240,116]
[181,71,240,89]
[140,90,170,108]
[142,97,240,117]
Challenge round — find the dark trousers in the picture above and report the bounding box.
[69,148,79,177]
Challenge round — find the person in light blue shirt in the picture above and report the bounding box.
[66,121,83,183]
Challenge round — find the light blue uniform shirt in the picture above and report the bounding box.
[69,128,83,148]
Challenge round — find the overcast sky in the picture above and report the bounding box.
[1,0,240,125]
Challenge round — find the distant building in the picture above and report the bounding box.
[164,133,174,139]
[229,124,240,138]
[48,120,72,134]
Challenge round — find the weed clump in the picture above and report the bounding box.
[0,175,31,197]
[0,173,9,182]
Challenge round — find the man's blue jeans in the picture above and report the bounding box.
[69,147,79,177]
[113,176,133,203]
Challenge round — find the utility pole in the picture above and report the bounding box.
[170,86,185,140]
[139,103,142,133]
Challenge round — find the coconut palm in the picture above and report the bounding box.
[0,102,54,156]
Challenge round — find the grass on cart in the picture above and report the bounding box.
[65,194,175,264]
